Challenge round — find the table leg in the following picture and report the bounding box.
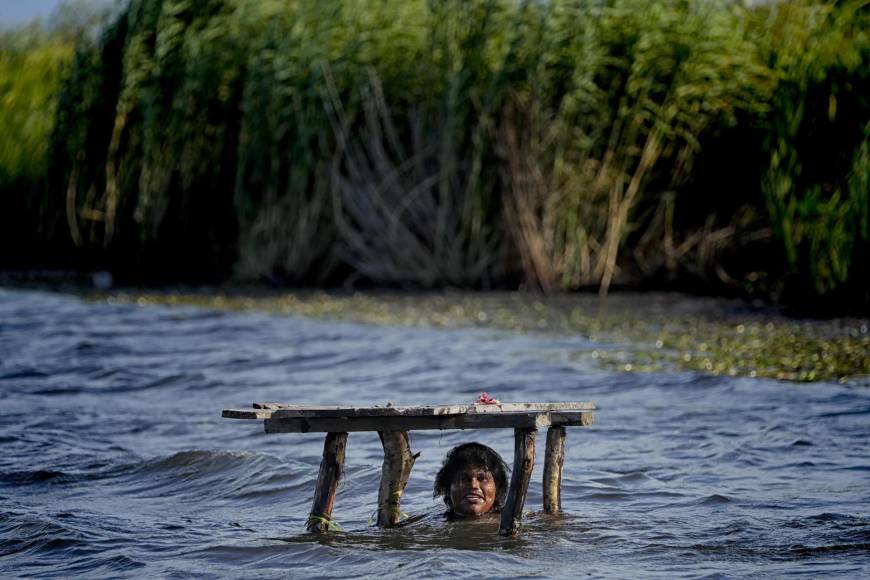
[377,430,417,527]
[499,427,537,536]
[543,426,566,514]
[307,431,348,532]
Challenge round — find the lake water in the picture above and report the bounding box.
[1,287,868,578]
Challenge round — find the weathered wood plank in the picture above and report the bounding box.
[377,431,417,527]
[222,408,275,420]
[228,409,594,431]
[254,402,328,410]
[550,411,595,427]
[499,427,537,536]
[226,403,595,422]
[543,426,567,514]
[243,401,597,419]
[264,413,553,433]
[307,432,348,533]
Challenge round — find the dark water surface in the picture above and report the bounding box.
[1,288,868,578]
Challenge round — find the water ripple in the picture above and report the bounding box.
[0,288,868,577]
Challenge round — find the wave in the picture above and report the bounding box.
[0,469,74,486]
[0,511,146,575]
[110,450,314,506]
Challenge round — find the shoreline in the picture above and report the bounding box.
[4,272,868,385]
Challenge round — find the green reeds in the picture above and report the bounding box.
[497,0,770,293]
[0,8,104,266]
[4,0,867,308]
[0,27,71,189]
[325,0,511,288]
[757,0,870,302]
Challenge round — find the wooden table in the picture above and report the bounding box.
[222,401,596,535]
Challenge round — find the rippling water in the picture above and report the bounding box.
[1,287,868,578]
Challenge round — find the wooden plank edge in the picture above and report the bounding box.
[225,408,594,427]
[551,411,595,427]
[265,402,597,419]
[222,408,274,420]
[264,413,554,434]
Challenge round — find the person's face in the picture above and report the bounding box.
[449,465,497,517]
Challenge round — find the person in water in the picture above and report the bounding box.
[433,442,509,517]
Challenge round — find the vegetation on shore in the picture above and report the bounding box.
[1,0,868,312]
[0,1,110,266]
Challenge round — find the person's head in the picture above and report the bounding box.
[433,442,509,517]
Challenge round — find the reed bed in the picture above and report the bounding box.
[2,0,868,310]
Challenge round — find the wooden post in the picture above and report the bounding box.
[307,431,348,533]
[499,427,536,536]
[377,430,417,527]
[542,426,566,514]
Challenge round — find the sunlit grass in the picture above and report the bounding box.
[0,25,75,187]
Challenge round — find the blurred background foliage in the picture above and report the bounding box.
[1,0,868,312]
[0,0,111,265]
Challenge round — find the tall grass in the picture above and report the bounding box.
[497,0,770,293]
[50,0,253,279]
[325,0,512,288]
[234,0,514,287]
[756,0,869,303]
[0,28,70,189]
[0,32,64,263]
[4,0,867,307]
[0,4,108,267]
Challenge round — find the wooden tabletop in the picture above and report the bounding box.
[222,402,596,433]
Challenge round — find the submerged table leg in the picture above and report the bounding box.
[377,430,417,527]
[499,427,537,536]
[543,426,566,514]
[307,431,348,533]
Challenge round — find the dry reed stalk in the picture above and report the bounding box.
[501,107,620,293]
[235,181,335,282]
[326,68,499,287]
[598,128,662,295]
[65,165,82,247]
[100,113,127,245]
[501,118,558,291]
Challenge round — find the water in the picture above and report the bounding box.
[1,287,868,578]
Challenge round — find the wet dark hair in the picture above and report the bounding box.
[433,442,510,512]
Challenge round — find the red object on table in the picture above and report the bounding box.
[475,392,500,405]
